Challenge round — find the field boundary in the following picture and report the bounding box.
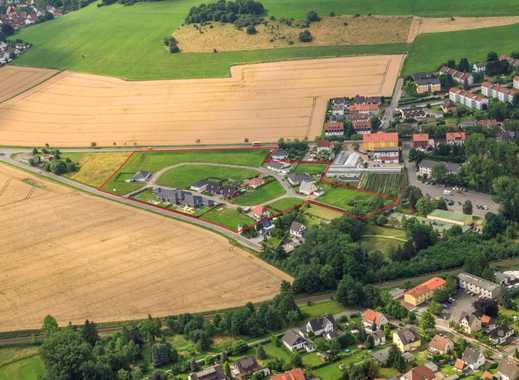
[96,151,135,190]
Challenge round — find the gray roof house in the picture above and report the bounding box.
[230,357,262,380]
[306,315,336,339]
[188,365,226,380]
[497,359,519,380]
[462,347,485,371]
[372,346,392,366]
[417,160,461,176]
[153,187,215,209]
[299,180,318,196]
[289,221,306,240]
[458,272,502,299]
[281,329,312,352]
[287,172,312,186]
[130,170,152,183]
[489,325,514,345]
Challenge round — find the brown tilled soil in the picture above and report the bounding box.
[0,55,404,147]
[174,16,413,53]
[0,66,58,104]
[0,164,291,331]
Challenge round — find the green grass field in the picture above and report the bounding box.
[156,164,258,189]
[361,225,407,254]
[304,204,345,221]
[299,300,345,318]
[266,197,304,212]
[294,163,328,176]
[0,355,45,380]
[200,207,255,231]
[15,0,519,80]
[102,150,268,195]
[318,186,384,214]
[403,23,519,75]
[233,181,285,206]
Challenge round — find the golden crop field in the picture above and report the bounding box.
[0,66,58,104]
[0,164,291,331]
[0,55,404,147]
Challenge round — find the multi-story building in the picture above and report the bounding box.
[458,272,502,299]
[440,66,474,86]
[449,88,488,110]
[362,132,398,152]
[411,73,441,94]
[481,82,519,104]
[403,277,446,307]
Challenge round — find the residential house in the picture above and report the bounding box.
[205,181,240,198]
[399,107,427,121]
[478,119,500,128]
[281,329,313,352]
[489,326,514,345]
[449,88,488,110]
[481,82,519,104]
[417,160,461,178]
[130,170,152,183]
[271,149,288,161]
[458,272,502,299]
[317,140,334,153]
[362,309,388,332]
[472,63,486,73]
[446,132,466,145]
[441,100,457,114]
[428,335,454,355]
[153,187,215,209]
[324,121,344,137]
[188,365,226,380]
[353,95,383,105]
[252,205,266,220]
[299,180,318,196]
[289,221,306,240]
[497,359,519,380]
[306,315,337,339]
[351,113,372,134]
[191,180,209,192]
[403,277,446,307]
[372,346,392,366]
[256,218,274,235]
[458,312,482,335]
[230,357,263,380]
[287,173,312,186]
[372,147,400,164]
[480,314,494,330]
[266,162,291,175]
[271,368,306,380]
[400,366,435,380]
[411,73,441,94]
[348,103,380,114]
[393,327,421,352]
[370,329,386,346]
[412,133,430,150]
[440,66,474,86]
[461,347,485,371]
[245,177,266,189]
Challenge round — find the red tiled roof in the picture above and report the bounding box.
[412,133,429,143]
[362,309,385,326]
[403,366,435,380]
[348,103,380,112]
[405,277,446,299]
[318,140,334,147]
[324,122,344,132]
[480,315,492,325]
[428,335,452,352]
[455,359,465,371]
[271,368,305,380]
[446,132,466,141]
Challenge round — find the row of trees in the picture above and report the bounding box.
[185,0,265,25]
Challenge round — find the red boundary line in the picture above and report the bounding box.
[97,151,136,191]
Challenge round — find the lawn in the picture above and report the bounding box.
[156,164,258,189]
[304,204,344,221]
[318,186,384,214]
[266,197,304,212]
[313,350,370,380]
[200,207,255,231]
[302,352,323,368]
[63,151,131,187]
[294,163,328,176]
[403,23,519,75]
[102,149,268,195]
[361,225,407,254]
[299,300,345,319]
[0,347,39,367]
[0,355,45,380]
[263,342,292,363]
[233,181,285,206]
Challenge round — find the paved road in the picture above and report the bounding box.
[0,151,263,252]
[402,144,499,217]
[382,77,404,128]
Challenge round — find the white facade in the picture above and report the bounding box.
[449,89,488,110]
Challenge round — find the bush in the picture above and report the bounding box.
[246,24,257,34]
[298,30,313,43]
[306,10,320,23]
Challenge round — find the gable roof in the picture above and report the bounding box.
[362,309,386,326]
[307,315,336,332]
[498,359,519,380]
[191,365,225,380]
[454,359,465,371]
[395,327,420,345]
[446,132,466,141]
[232,356,260,375]
[403,366,435,380]
[282,329,306,346]
[412,133,429,143]
[462,347,483,365]
[271,368,305,380]
[405,277,446,299]
[428,335,453,352]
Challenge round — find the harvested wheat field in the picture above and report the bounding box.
[0,55,404,147]
[407,16,519,42]
[0,164,291,331]
[0,66,58,104]
[174,16,413,53]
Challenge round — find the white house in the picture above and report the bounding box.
[462,347,485,371]
[305,315,337,340]
[281,329,313,352]
[449,88,488,110]
[289,221,306,240]
[497,359,519,380]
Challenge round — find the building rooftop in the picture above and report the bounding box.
[405,277,446,299]
[458,272,500,292]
